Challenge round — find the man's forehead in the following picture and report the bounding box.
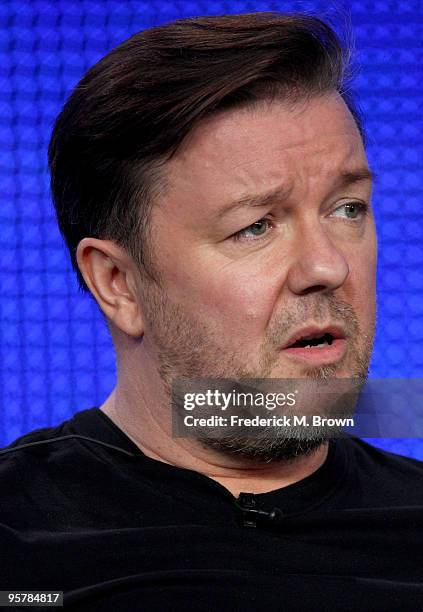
[159,94,368,218]
[211,167,374,221]
[172,93,362,165]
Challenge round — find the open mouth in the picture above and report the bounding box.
[288,332,334,349]
[281,328,347,364]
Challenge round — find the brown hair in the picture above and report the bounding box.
[48,11,363,292]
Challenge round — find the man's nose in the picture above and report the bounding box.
[286,222,350,296]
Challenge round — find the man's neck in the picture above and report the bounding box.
[100,388,329,497]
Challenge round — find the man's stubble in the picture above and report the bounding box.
[139,276,375,463]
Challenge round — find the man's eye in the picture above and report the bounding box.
[331,201,369,220]
[232,218,272,242]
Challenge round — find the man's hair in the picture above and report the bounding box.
[48,11,363,292]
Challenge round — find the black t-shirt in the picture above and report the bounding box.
[0,407,422,611]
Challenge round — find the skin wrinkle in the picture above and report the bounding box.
[89,92,377,493]
[141,277,372,461]
[137,95,376,460]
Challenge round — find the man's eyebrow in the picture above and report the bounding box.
[335,167,376,190]
[215,167,376,219]
[214,185,291,219]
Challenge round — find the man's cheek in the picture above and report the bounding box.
[346,261,376,333]
[205,276,278,326]
[209,258,284,315]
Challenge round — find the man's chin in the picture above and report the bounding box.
[195,431,332,464]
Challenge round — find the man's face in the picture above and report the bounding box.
[136,93,377,456]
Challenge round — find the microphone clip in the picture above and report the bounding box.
[236,492,283,528]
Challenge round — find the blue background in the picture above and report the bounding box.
[0,0,422,459]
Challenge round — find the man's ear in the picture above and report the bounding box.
[76,238,144,337]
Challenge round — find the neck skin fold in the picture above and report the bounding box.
[99,347,329,497]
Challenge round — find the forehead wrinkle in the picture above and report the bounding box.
[158,95,367,219]
[213,184,294,220]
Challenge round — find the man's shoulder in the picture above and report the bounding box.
[347,436,423,471]
[0,408,99,467]
[342,436,423,504]
[0,408,110,528]
[1,421,68,451]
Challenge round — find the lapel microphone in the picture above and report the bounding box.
[235,493,284,528]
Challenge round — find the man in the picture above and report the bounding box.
[1,12,422,611]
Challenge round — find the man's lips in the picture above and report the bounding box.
[280,325,347,365]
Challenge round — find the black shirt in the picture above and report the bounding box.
[0,407,422,611]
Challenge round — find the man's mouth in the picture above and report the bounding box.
[281,326,347,364]
[289,331,334,348]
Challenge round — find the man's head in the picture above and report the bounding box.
[48,12,377,461]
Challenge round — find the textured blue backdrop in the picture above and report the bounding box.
[0,0,422,459]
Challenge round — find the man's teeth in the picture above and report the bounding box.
[303,340,329,348]
[289,333,335,348]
